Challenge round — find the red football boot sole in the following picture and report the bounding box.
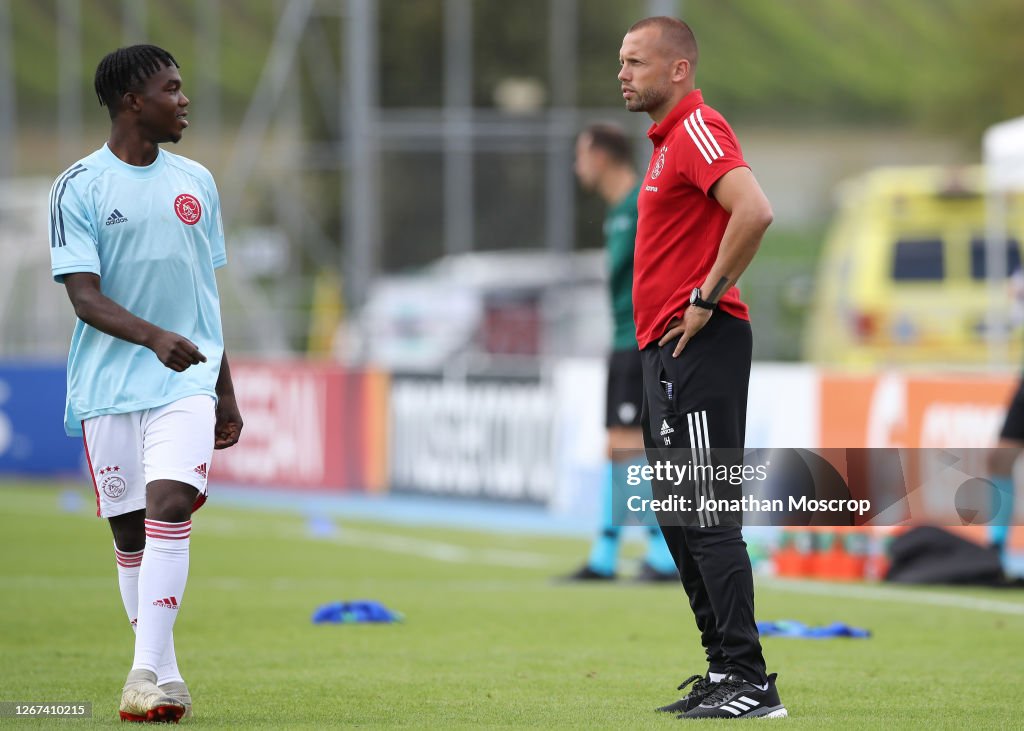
[119,704,185,723]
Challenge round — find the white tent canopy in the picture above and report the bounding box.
[985,115,1024,192]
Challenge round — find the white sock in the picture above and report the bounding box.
[115,544,183,684]
[114,544,143,629]
[156,636,184,685]
[132,520,190,674]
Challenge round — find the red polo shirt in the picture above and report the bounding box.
[633,89,750,349]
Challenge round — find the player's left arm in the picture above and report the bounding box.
[214,351,242,449]
[660,167,773,356]
[205,170,239,449]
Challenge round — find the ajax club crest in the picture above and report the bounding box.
[174,193,202,225]
[650,146,667,180]
[98,465,126,499]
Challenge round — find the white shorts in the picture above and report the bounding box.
[82,395,215,518]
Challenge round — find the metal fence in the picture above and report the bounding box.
[0,0,683,357]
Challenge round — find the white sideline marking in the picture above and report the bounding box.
[327,526,557,568]
[1,500,560,569]
[0,575,542,591]
[200,517,560,569]
[760,577,1024,616]
[0,576,110,588]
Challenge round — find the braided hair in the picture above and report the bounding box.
[94,45,179,118]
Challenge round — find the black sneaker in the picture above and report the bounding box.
[656,674,715,713]
[634,561,679,583]
[557,564,616,582]
[680,672,787,719]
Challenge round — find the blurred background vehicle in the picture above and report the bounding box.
[804,166,1024,368]
[354,249,607,375]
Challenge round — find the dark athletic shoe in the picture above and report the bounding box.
[634,561,678,583]
[656,674,715,713]
[680,672,787,719]
[557,564,616,582]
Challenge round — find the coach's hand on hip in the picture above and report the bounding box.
[659,305,713,358]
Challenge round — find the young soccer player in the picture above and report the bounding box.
[562,122,677,583]
[988,390,1020,562]
[48,45,242,723]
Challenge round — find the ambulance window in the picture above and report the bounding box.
[892,238,944,281]
[970,236,1021,279]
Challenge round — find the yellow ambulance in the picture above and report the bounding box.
[804,166,1024,367]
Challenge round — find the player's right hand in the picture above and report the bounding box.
[151,330,207,372]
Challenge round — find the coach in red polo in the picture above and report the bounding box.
[618,17,787,720]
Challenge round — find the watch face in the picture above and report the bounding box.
[690,288,699,304]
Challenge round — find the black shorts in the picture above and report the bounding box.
[639,312,753,527]
[606,348,644,428]
[1000,378,1024,441]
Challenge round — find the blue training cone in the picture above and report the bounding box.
[306,513,339,538]
[312,600,403,624]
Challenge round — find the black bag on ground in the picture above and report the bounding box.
[884,526,1004,586]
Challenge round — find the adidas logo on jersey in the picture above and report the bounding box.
[660,419,675,436]
[105,208,127,226]
[193,463,208,480]
[153,596,179,609]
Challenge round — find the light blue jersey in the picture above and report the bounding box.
[48,144,226,436]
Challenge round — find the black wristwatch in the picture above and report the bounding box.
[690,287,717,311]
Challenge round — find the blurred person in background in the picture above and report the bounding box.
[619,17,785,719]
[986,267,1024,567]
[48,45,242,723]
[562,123,678,583]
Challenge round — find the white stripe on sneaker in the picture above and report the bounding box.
[739,696,759,706]
[730,700,750,711]
[719,704,741,716]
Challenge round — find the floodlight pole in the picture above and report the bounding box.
[443,0,474,257]
[57,0,82,167]
[982,118,1024,368]
[0,0,14,179]
[546,0,577,253]
[218,0,315,353]
[122,0,146,42]
[197,0,222,150]
[984,188,1009,367]
[647,0,683,18]
[346,0,379,306]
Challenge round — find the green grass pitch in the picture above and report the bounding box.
[1,482,1023,728]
